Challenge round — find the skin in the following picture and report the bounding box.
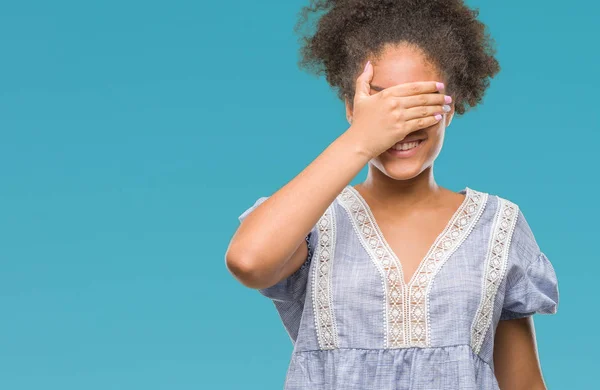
[227,41,547,390]
[345,42,466,286]
[344,42,548,389]
[494,316,548,389]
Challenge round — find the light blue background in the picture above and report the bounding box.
[0,0,596,388]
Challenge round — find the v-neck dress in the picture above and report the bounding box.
[237,186,559,390]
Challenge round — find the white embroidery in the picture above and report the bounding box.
[338,186,487,348]
[311,204,339,350]
[337,189,405,348]
[470,197,519,354]
[416,190,488,345]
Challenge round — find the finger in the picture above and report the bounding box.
[401,104,451,121]
[383,81,445,97]
[354,60,374,101]
[398,92,452,109]
[403,114,444,133]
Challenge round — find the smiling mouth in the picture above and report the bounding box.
[390,139,425,151]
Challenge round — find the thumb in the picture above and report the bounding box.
[354,60,373,100]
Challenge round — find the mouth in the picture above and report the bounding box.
[386,138,426,158]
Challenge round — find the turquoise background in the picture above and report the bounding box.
[0,0,596,388]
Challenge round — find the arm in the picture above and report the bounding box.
[225,128,371,290]
[493,316,547,390]
[226,70,449,290]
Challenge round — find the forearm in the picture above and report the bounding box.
[227,126,371,280]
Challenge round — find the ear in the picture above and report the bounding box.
[345,96,353,125]
[445,104,455,128]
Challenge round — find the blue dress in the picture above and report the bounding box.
[237,186,559,389]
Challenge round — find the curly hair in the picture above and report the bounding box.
[294,0,500,115]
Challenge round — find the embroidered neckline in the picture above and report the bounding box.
[338,185,488,348]
[345,185,472,288]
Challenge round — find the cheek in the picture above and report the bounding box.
[426,122,446,145]
[433,124,446,144]
[409,124,446,164]
[423,128,446,160]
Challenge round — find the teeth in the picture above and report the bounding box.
[393,140,421,151]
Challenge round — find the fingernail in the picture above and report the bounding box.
[436,82,445,91]
[442,104,451,112]
[445,95,452,104]
[434,114,442,121]
[364,60,371,72]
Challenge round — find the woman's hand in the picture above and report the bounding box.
[346,60,452,159]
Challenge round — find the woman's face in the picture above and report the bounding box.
[345,43,455,181]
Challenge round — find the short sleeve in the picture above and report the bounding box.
[238,196,316,303]
[500,208,559,320]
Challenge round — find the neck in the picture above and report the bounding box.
[356,165,443,210]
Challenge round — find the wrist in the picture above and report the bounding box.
[337,126,374,162]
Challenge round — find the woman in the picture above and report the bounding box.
[226,0,559,388]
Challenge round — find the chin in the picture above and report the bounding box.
[384,165,428,180]
[373,157,430,181]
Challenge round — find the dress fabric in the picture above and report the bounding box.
[237,186,559,390]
